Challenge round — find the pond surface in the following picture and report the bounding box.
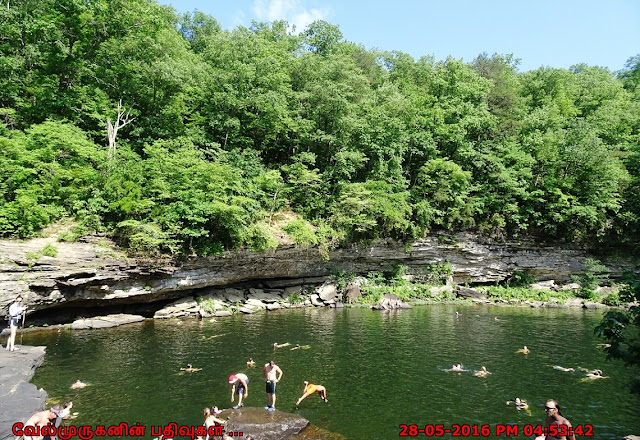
[25,304,640,440]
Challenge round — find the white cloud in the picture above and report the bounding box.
[252,0,332,33]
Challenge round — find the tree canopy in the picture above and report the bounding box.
[1,0,638,256]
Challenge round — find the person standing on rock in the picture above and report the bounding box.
[228,373,249,409]
[6,294,25,352]
[262,360,283,411]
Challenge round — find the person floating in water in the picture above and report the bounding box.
[473,366,491,377]
[295,381,328,407]
[70,380,87,389]
[553,365,575,372]
[516,346,530,354]
[273,342,290,348]
[446,364,463,372]
[229,373,249,409]
[583,369,608,379]
[181,364,202,372]
[290,344,311,350]
[247,357,255,366]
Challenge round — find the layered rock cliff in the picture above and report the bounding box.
[0,232,634,324]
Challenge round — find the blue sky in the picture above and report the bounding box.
[160,0,640,72]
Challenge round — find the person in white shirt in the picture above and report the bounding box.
[6,294,25,352]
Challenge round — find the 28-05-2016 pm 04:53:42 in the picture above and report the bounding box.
[399,424,594,437]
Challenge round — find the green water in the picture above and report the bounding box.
[25,305,640,440]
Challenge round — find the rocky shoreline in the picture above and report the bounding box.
[0,346,48,440]
[1,232,635,327]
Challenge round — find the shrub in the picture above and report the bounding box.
[507,270,537,288]
[42,243,58,257]
[283,218,318,246]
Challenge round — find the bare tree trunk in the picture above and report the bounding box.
[107,99,135,160]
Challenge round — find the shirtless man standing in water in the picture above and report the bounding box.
[543,399,576,440]
[262,360,283,411]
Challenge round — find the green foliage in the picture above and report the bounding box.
[422,261,453,285]
[199,298,217,314]
[283,218,319,246]
[42,244,58,258]
[482,286,573,302]
[0,0,638,253]
[330,269,355,291]
[288,292,304,305]
[507,270,537,288]
[595,269,640,393]
[573,258,609,299]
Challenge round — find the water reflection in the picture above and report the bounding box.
[25,305,640,440]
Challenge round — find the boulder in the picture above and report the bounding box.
[221,407,308,440]
[214,310,233,317]
[223,288,246,303]
[70,314,145,329]
[266,303,281,311]
[245,298,267,309]
[309,294,324,306]
[343,283,361,303]
[316,282,338,301]
[374,293,411,310]
[530,280,558,290]
[455,286,486,300]
[154,297,198,319]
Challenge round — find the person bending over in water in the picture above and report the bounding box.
[516,346,530,354]
[70,379,87,389]
[473,366,491,377]
[295,381,328,407]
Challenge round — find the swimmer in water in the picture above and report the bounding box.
[181,364,202,372]
[295,381,328,407]
[553,365,575,372]
[290,344,311,350]
[446,364,463,372]
[516,346,530,354]
[70,380,87,389]
[247,357,255,366]
[507,398,530,413]
[473,366,491,377]
[583,369,608,379]
[273,342,291,348]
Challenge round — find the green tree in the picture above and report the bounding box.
[595,270,640,394]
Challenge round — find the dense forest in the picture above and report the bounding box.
[1,0,639,257]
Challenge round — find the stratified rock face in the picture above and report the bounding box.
[221,407,309,440]
[0,233,635,316]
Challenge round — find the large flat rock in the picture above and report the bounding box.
[0,346,48,440]
[221,407,309,440]
[70,314,146,329]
